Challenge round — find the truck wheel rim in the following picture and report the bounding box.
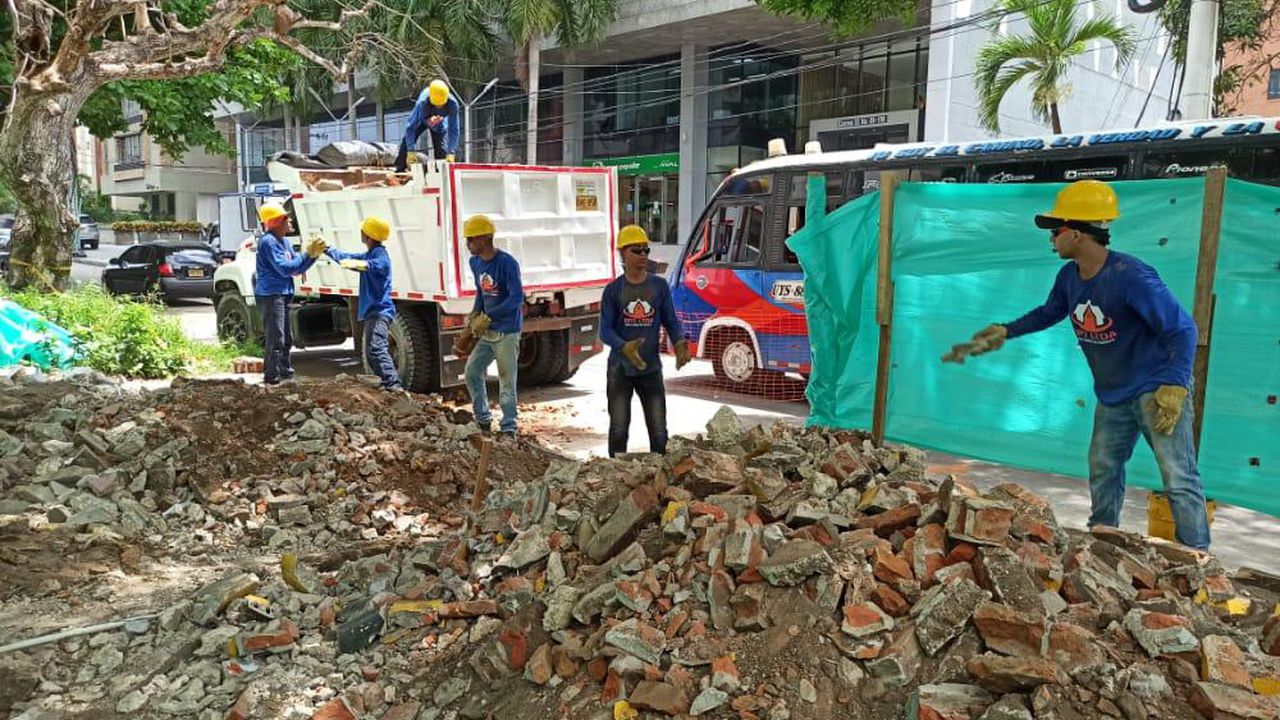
[722,341,755,383]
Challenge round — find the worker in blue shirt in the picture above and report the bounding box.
[394,79,460,172]
[947,180,1209,550]
[600,225,691,457]
[323,216,402,392]
[254,203,326,385]
[459,214,523,437]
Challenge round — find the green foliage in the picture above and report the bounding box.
[974,0,1136,133]
[110,220,204,233]
[1,284,253,378]
[754,0,917,37]
[0,179,15,215]
[1159,0,1267,65]
[80,41,292,160]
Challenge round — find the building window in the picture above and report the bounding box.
[1269,69,1280,100]
[121,99,143,122]
[115,133,143,169]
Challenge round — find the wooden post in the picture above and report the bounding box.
[871,172,901,446]
[1190,166,1227,453]
[470,437,493,513]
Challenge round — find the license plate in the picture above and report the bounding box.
[188,269,205,278]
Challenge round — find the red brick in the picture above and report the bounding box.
[945,543,977,566]
[842,603,894,638]
[630,681,689,715]
[711,655,742,692]
[1201,635,1251,689]
[382,703,421,720]
[873,545,915,587]
[822,443,872,484]
[665,610,689,639]
[973,602,1047,657]
[525,644,553,685]
[689,501,728,522]
[439,599,499,619]
[226,687,252,720]
[1047,623,1104,669]
[601,671,621,704]
[240,619,299,653]
[499,628,528,670]
[965,653,1062,694]
[872,585,910,617]
[856,503,922,537]
[311,698,356,720]
[912,524,948,587]
[588,657,608,682]
[1190,681,1280,719]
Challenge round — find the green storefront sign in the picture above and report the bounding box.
[587,153,679,176]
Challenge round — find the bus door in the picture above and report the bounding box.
[671,175,772,384]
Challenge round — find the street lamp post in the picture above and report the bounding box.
[459,78,499,163]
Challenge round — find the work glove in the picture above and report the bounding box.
[674,339,692,370]
[942,324,1008,364]
[1150,385,1188,435]
[455,327,477,358]
[468,312,491,335]
[340,258,368,272]
[304,236,328,259]
[621,338,647,371]
[445,154,455,162]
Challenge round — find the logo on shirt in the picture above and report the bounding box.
[622,299,655,327]
[479,272,499,295]
[1072,301,1117,344]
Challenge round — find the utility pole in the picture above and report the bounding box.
[1182,0,1220,119]
[460,78,499,162]
[526,42,540,165]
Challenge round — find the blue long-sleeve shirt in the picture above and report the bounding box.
[600,274,684,377]
[325,244,395,320]
[254,231,314,296]
[1003,251,1197,406]
[469,251,523,333]
[400,91,460,157]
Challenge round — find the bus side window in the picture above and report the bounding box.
[695,205,744,266]
[733,204,765,265]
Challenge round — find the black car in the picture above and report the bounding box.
[102,241,218,303]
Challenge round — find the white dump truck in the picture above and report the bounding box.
[212,158,619,392]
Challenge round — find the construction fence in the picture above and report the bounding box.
[788,175,1279,517]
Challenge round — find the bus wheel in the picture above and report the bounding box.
[711,329,760,386]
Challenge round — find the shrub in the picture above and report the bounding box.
[2,284,256,378]
[110,220,204,233]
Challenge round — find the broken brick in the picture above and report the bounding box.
[1189,681,1280,719]
[946,497,1014,546]
[585,485,659,562]
[856,503,922,538]
[311,697,357,720]
[872,585,911,618]
[973,602,1048,658]
[1200,635,1251,689]
[965,653,1062,694]
[629,681,690,716]
[842,603,894,638]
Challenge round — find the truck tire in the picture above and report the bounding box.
[216,292,263,346]
[376,306,437,393]
[517,329,570,387]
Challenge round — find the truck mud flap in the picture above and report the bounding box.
[568,315,603,370]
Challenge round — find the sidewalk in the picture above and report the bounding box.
[74,244,126,268]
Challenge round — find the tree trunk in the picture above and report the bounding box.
[1050,103,1062,134]
[526,39,540,165]
[283,104,294,151]
[0,86,93,291]
[347,72,358,140]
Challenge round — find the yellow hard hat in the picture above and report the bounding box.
[258,203,287,224]
[617,225,649,250]
[1035,180,1120,227]
[361,216,391,242]
[462,214,495,238]
[428,80,450,107]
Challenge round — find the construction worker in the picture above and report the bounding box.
[394,79,460,171]
[946,180,1209,550]
[600,225,691,457]
[255,203,326,386]
[322,217,403,392]
[461,215,523,437]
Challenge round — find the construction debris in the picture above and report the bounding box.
[0,369,1278,720]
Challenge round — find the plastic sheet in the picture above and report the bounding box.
[0,299,77,370]
[788,178,1279,517]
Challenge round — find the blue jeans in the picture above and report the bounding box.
[364,314,402,390]
[1088,390,1211,550]
[256,294,293,384]
[465,331,519,432]
[607,365,668,457]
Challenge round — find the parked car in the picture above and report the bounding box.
[78,214,100,250]
[0,214,12,272]
[102,241,218,303]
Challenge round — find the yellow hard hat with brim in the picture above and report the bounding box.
[258,203,287,224]
[463,214,496,238]
[428,80,450,107]
[361,216,391,242]
[1035,180,1120,228]
[617,225,649,250]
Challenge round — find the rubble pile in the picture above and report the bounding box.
[0,372,1278,720]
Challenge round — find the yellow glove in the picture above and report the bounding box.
[340,258,369,272]
[621,338,646,371]
[445,154,455,162]
[942,324,1008,363]
[1150,385,1188,435]
[468,312,491,335]
[304,236,327,258]
[674,339,692,370]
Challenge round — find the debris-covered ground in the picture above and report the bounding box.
[0,369,1278,720]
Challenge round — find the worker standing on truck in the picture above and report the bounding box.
[461,215,523,438]
[600,225,691,457]
[322,216,403,392]
[945,180,1210,550]
[394,79,460,171]
[255,203,326,386]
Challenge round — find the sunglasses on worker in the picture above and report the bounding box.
[627,246,651,255]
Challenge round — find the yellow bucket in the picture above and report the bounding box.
[1147,492,1216,542]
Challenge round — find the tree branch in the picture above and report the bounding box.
[291,0,378,31]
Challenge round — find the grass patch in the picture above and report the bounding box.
[2,284,260,378]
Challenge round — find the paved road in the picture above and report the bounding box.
[64,252,1280,574]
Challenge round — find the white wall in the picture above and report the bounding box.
[926,0,1174,142]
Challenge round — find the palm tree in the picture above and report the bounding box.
[502,0,617,162]
[975,0,1137,134]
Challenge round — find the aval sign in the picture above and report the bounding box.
[588,153,679,176]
